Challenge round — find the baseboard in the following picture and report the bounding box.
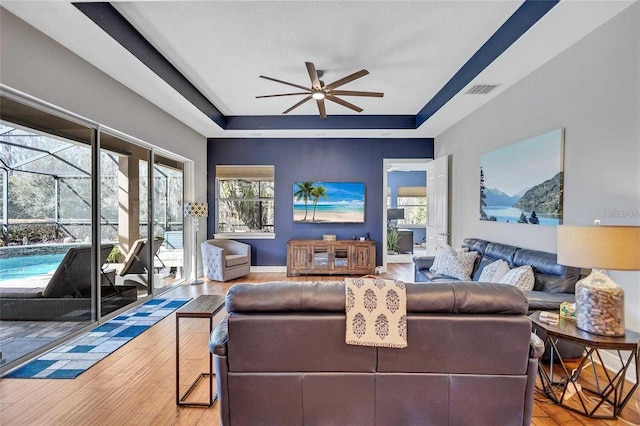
[598,349,637,384]
[250,266,287,273]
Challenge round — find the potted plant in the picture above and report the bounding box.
[387,228,399,254]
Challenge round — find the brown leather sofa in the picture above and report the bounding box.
[210,281,543,426]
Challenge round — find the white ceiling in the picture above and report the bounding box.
[2,1,636,139]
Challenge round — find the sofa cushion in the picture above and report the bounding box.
[527,291,575,311]
[472,243,519,281]
[478,259,510,283]
[462,238,489,256]
[513,249,579,293]
[429,246,453,273]
[499,265,535,292]
[433,250,478,281]
[419,271,461,282]
[226,254,248,267]
[430,246,469,273]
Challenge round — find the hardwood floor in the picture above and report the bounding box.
[1,263,638,425]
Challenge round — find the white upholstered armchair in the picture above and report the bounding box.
[201,239,251,282]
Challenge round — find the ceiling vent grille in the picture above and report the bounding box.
[465,84,500,95]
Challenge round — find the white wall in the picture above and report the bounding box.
[0,9,207,173]
[0,8,209,277]
[436,4,640,331]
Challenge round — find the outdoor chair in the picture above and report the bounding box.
[0,244,135,321]
[116,237,165,288]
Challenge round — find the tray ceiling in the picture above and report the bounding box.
[2,1,635,138]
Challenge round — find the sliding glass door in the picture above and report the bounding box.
[0,93,187,370]
[0,96,97,365]
[152,156,184,291]
[100,133,152,311]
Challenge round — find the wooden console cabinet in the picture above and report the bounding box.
[287,239,376,277]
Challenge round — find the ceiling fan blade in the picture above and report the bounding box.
[316,98,327,119]
[330,90,384,98]
[283,95,313,114]
[326,95,363,113]
[324,69,369,90]
[260,75,310,92]
[305,62,322,91]
[256,92,310,98]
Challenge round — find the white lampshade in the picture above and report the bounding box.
[557,225,640,271]
[558,224,640,337]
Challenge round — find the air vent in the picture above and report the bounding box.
[465,84,501,95]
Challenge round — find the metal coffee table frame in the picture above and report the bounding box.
[531,311,639,419]
[175,295,225,407]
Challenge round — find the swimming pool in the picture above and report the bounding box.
[0,253,66,281]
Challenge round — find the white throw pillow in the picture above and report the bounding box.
[478,259,510,283]
[499,265,535,291]
[435,250,478,281]
[429,245,469,273]
[430,245,453,273]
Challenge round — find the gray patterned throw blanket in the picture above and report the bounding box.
[345,277,407,348]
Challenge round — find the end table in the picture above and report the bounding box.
[530,311,639,419]
[176,295,226,407]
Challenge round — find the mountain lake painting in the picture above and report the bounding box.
[480,129,564,225]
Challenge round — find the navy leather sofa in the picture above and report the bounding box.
[414,238,584,359]
[413,238,580,312]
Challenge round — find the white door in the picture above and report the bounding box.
[426,156,449,255]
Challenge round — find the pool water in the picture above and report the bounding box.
[0,253,66,281]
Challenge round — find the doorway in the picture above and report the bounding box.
[382,159,430,273]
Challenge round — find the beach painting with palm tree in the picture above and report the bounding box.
[293,182,365,223]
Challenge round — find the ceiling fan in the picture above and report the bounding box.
[256,62,384,119]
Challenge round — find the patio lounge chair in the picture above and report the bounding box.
[0,244,136,321]
[115,237,165,288]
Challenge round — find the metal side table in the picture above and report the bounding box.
[176,295,226,407]
[531,311,639,419]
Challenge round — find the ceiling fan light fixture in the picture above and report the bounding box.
[257,62,382,118]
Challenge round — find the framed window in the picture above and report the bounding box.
[215,165,275,237]
[397,186,426,226]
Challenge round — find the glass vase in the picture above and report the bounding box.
[574,269,625,337]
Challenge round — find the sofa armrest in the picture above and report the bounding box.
[413,256,435,271]
[209,315,229,356]
[529,332,544,359]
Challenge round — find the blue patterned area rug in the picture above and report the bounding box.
[4,298,191,379]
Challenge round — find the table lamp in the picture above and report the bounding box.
[557,223,640,337]
[184,202,208,285]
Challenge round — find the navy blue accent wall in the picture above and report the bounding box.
[387,171,427,244]
[207,138,433,265]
